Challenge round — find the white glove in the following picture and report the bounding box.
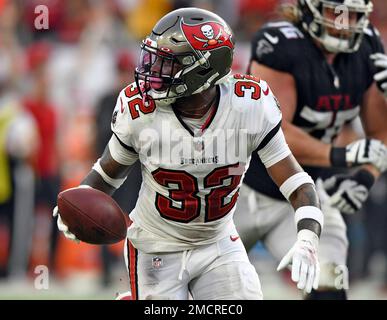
[277,229,320,293]
[345,139,387,172]
[370,53,387,96]
[53,206,80,243]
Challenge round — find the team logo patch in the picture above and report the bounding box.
[256,39,274,59]
[181,20,234,51]
[152,256,163,269]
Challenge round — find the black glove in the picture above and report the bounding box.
[323,169,375,214]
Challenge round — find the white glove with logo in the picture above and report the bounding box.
[330,139,387,171]
[53,206,79,243]
[277,229,320,293]
[345,139,387,172]
[371,53,387,96]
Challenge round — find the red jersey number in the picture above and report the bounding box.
[234,74,262,100]
[124,84,156,120]
[152,164,242,223]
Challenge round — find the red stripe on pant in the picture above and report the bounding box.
[126,216,138,300]
[127,239,138,300]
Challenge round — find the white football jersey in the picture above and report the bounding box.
[110,74,285,253]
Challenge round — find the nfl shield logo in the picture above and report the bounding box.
[193,137,204,151]
[152,256,163,269]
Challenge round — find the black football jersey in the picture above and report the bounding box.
[244,21,385,200]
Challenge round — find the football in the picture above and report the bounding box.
[57,186,128,244]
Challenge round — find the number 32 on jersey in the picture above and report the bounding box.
[152,164,242,223]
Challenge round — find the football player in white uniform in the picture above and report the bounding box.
[53,8,324,300]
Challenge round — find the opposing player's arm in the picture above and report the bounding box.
[250,62,332,167]
[251,61,387,174]
[360,82,387,177]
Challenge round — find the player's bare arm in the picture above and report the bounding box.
[53,134,138,242]
[81,145,135,196]
[262,151,323,293]
[318,79,387,215]
[267,154,321,235]
[250,61,331,166]
[254,98,323,293]
[360,82,387,176]
[250,61,386,216]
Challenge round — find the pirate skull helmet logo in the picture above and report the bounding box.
[195,24,223,47]
[201,25,214,39]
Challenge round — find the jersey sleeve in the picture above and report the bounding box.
[362,24,386,90]
[249,22,304,74]
[249,80,283,152]
[364,24,385,54]
[109,85,139,162]
[256,128,291,168]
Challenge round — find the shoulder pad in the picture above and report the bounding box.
[362,24,385,54]
[250,21,307,73]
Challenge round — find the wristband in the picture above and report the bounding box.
[330,147,347,167]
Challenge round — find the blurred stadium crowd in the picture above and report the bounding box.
[0,0,386,299]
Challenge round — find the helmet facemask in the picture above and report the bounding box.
[135,39,199,106]
[302,0,373,53]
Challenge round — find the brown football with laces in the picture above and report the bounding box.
[57,187,128,244]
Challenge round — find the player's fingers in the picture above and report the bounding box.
[64,230,79,243]
[57,215,68,232]
[305,264,315,294]
[343,205,355,214]
[291,255,301,282]
[335,199,347,212]
[337,197,353,213]
[53,206,58,217]
[344,202,356,214]
[277,249,293,271]
[370,53,386,60]
[313,263,320,290]
[374,59,387,69]
[64,231,74,240]
[374,69,387,82]
[297,262,308,290]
